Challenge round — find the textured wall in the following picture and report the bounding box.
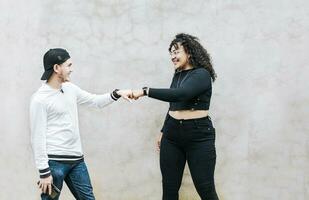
[0,0,308,199]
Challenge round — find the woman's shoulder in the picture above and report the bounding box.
[193,67,210,76]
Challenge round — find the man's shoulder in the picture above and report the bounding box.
[62,82,78,90]
[30,84,50,105]
[30,96,45,110]
[31,91,46,105]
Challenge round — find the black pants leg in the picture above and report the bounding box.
[186,140,218,200]
[160,115,219,200]
[160,137,186,200]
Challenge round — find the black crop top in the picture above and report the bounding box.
[148,67,213,133]
[148,67,212,110]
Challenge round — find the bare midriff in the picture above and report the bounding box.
[169,110,209,120]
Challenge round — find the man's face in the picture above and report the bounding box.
[57,58,73,82]
[170,43,190,70]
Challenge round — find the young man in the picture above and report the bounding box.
[30,48,132,200]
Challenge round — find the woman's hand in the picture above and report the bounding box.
[156,132,163,152]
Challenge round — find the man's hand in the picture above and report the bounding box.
[132,89,144,100]
[156,132,163,152]
[116,89,134,102]
[38,175,53,195]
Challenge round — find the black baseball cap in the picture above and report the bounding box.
[41,48,71,80]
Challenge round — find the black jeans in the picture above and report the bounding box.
[160,114,219,200]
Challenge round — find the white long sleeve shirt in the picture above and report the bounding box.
[30,82,118,177]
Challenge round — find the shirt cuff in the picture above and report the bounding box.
[110,89,121,101]
[39,167,51,178]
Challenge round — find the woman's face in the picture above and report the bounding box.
[170,43,191,70]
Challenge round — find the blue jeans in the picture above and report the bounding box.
[41,160,95,200]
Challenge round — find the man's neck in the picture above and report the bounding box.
[47,76,62,90]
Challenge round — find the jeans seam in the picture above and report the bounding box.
[65,175,82,200]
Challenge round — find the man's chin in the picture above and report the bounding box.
[63,78,70,82]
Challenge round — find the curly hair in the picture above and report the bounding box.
[169,33,217,82]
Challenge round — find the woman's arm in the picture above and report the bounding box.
[148,69,211,102]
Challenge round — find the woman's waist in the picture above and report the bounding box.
[169,110,208,120]
[165,112,214,130]
[169,101,210,111]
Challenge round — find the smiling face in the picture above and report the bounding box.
[169,43,192,70]
[53,58,73,82]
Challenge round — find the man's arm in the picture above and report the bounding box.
[30,99,53,194]
[30,99,50,177]
[69,83,132,107]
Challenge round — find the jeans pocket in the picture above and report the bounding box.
[194,121,214,130]
[192,123,215,140]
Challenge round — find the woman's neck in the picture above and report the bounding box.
[181,63,193,71]
[178,65,193,72]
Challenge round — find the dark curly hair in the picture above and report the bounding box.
[169,33,217,82]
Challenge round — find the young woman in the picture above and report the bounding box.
[133,33,219,200]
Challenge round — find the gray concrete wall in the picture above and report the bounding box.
[0,0,308,199]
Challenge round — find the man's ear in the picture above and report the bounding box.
[53,64,60,73]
